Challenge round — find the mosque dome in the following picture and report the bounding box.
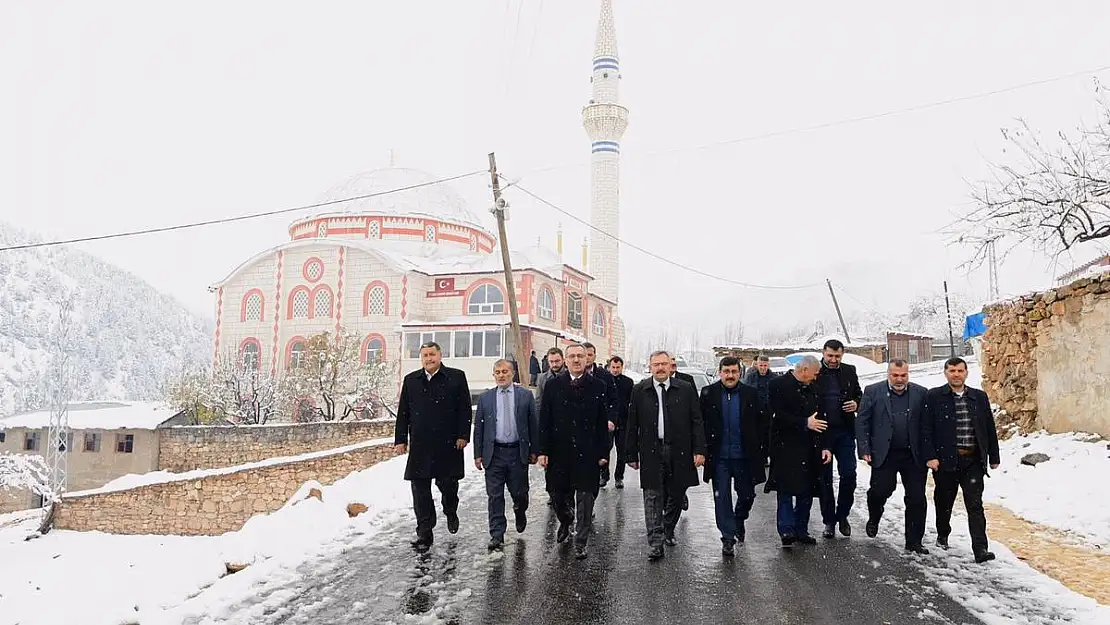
[314,167,486,229]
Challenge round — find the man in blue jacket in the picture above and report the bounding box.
[474,359,539,551]
[856,359,930,554]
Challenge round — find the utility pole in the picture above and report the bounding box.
[488,153,528,382]
[826,279,852,344]
[986,237,1000,300]
[944,280,956,357]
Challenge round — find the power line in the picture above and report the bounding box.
[0,170,487,253]
[505,178,823,291]
[522,62,1110,176]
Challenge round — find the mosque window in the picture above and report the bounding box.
[312,287,333,318]
[364,283,389,316]
[288,339,307,369]
[290,289,310,319]
[303,258,324,282]
[537,288,555,320]
[241,290,264,322]
[240,339,261,372]
[467,284,505,315]
[364,335,385,363]
[593,309,606,337]
[566,293,583,329]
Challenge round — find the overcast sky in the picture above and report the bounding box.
[2,1,1109,338]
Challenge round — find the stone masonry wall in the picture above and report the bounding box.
[53,442,398,536]
[157,420,395,472]
[983,271,1110,436]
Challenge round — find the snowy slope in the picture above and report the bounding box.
[0,222,212,415]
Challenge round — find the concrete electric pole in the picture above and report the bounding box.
[488,153,529,382]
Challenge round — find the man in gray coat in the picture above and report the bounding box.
[474,359,539,551]
[855,359,930,553]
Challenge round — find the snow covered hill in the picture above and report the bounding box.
[0,222,212,415]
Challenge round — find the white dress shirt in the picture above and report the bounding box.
[656,378,670,440]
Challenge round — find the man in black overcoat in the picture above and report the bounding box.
[394,341,473,552]
[813,339,863,539]
[626,350,706,561]
[700,356,768,556]
[537,343,610,560]
[765,355,830,546]
[606,355,635,488]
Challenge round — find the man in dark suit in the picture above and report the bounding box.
[670,356,696,386]
[474,359,539,551]
[394,341,473,552]
[537,343,610,560]
[814,339,864,539]
[528,350,541,386]
[856,359,929,553]
[606,355,635,489]
[922,357,1000,563]
[700,356,768,556]
[626,349,706,561]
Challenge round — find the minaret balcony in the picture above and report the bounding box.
[582,102,629,137]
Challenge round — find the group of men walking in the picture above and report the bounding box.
[393,338,1000,565]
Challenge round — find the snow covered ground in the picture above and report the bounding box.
[0,454,418,625]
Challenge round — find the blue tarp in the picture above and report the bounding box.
[963,312,987,340]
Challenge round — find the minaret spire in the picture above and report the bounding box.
[582,0,628,304]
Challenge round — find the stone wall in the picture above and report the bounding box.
[157,419,395,472]
[53,441,398,535]
[983,271,1110,437]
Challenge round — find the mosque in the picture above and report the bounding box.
[208,0,628,394]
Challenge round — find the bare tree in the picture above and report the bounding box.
[959,85,1110,265]
[0,452,52,501]
[208,352,286,425]
[285,328,396,421]
[164,366,220,425]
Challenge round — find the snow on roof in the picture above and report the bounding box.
[0,401,180,431]
[885,329,935,339]
[714,334,887,351]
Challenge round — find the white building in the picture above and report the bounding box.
[209,2,629,397]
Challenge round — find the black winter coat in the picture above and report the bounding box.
[922,385,1000,474]
[587,363,620,425]
[394,366,473,481]
[625,377,706,491]
[700,381,768,486]
[764,372,823,496]
[813,362,863,435]
[538,374,610,494]
[612,373,634,430]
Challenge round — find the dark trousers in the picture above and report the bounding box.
[642,442,686,548]
[485,445,529,540]
[819,426,858,524]
[712,458,755,539]
[601,429,626,482]
[410,477,460,539]
[530,373,538,385]
[552,490,595,548]
[776,492,813,536]
[866,448,927,547]
[934,453,989,552]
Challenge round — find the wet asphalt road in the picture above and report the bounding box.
[209,462,985,625]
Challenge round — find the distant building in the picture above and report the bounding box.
[0,402,185,513]
[1055,254,1110,285]
[885,331,934,364]
[713,331,935,365]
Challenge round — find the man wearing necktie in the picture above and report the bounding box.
[626,349,707,561]
[474,359,539,551]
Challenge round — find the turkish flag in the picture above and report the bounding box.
[435,277,455,292]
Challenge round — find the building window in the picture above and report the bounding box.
[566,293,583,329]
[290,288,310,319]
[57,432,74,452]
[24,431,40,451]
[592,309,606,337]
[403,329,502,359]
[404,331,454,358]
[241,339,261,371]
[116,434,134,454]
[364,283,389,316]
[241,290,264,322]
[84,432,101,452]
[312,287,333,318]
[303,257,325,281]
[471,329,502,357]
[537,288,555,320]
[288,339,307,368]
[467,284,505,315]
[908,340,919,364]
[0,432,5,443]
[364,335,385,363]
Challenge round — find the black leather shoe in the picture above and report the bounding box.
[865,520,879,538]
[411,535,433,551]
[488,537,504,551]
[648,546,664,561]
[515,510,527,533]
[822,523,836,539]
[838,520,851,537]
[556,523,570,543]
[446,513,460,534]
[781,534,796,547]
[664,534,677,547]
[721,537,736,556]
[935,536,950,550]
[974,550,996,563]
[796,535,817,545]
[599,477,608,488]
[574,546,588,560]
[614,479,624,489]
[682,494,689,511]
[905,544,930,555]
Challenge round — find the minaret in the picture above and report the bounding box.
[582,0,628,304]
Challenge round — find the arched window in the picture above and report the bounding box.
[592,309,606,337]
[287,338,307,369]
[537,288,555,320]
[363,283,389,316]
[566,292,583,329]
[311,287,333,318]
[363,335,386,363]
[290,288,310,319]
[241,290,264,322]
[467,283,505,315]
[240,339,261,372]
